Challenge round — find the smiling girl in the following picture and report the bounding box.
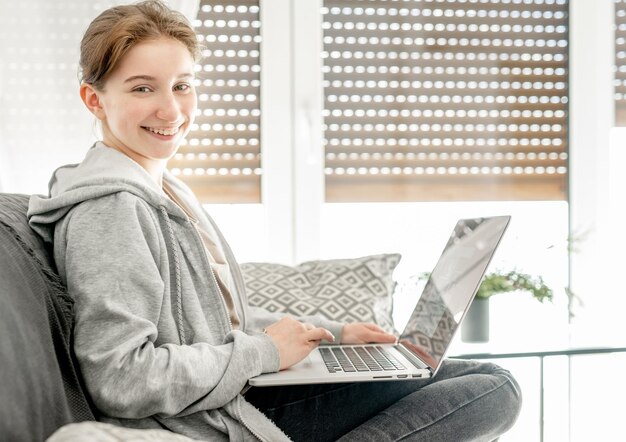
[28,1,521,441]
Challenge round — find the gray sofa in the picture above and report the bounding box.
[0,194,96,440]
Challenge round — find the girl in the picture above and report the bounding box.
[29,1,521,441]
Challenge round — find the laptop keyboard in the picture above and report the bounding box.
[320,346,406,373]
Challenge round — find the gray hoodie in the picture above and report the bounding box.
[28,143,344,441]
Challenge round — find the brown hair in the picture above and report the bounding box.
[79,0,201,90]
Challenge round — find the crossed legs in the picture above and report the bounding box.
[244,359,522,442]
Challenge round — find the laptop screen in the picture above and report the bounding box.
[398,216,511,371]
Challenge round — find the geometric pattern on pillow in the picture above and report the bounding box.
[240,253,401,333]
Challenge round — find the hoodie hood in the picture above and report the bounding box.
[28,142,185,243]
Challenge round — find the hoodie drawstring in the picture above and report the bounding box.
[159,206,186,345]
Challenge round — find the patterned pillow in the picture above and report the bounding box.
[240,254,401,333]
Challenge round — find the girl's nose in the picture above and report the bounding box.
[156,92,181,122]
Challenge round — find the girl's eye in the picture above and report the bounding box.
[175,83,191,92]
[133,86,152,93]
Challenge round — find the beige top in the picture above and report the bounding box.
[162,181,241,329]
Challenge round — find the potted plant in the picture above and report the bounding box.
[462,270,554,343]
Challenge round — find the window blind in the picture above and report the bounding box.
[616,0,626,126]
[169,1,261,203]
[322,0,569,202]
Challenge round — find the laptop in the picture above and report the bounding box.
[248,216,511,387]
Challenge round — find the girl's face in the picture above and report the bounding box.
[81,37,197,179]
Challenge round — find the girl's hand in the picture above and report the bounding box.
[264,316,335,370]
[341,322,397,345]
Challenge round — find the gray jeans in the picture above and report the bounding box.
[244,359,522,442]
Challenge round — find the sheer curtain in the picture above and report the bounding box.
[0,0,199,193]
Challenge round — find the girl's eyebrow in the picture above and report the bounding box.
[124,75,156,83]
[124,73,194,83]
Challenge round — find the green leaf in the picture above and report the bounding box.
[475,270,554,303]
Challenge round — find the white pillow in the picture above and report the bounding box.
[240,253,401,333]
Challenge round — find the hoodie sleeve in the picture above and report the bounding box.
[58,194,279,420]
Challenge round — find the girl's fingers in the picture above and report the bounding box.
[306,327,335,343]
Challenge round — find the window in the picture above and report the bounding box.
[194,0,573,265]
[322,0,569,202]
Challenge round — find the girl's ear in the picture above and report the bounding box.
[80,83,106,120]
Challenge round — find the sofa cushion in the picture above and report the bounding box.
[240,254,401,333]
[0,194,95,440]
[0,193,56,270]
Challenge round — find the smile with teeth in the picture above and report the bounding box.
[144,126,180,136]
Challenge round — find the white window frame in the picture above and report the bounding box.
[259,0,295,264]
[568,0,615,340]
[260,0,324,264]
